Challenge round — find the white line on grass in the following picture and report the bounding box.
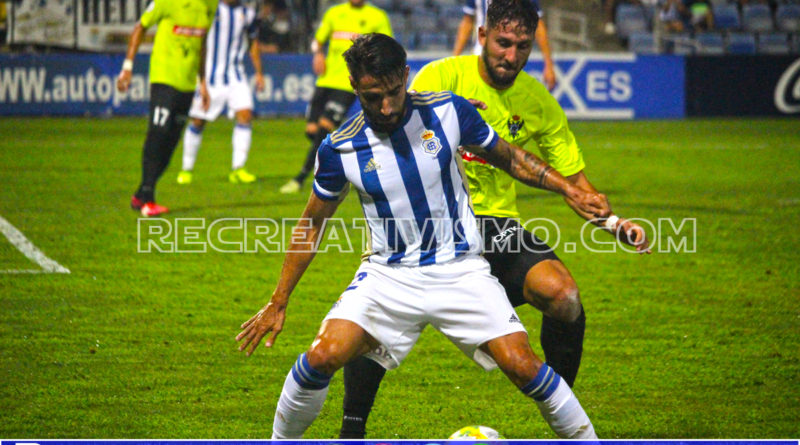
[0,215,70,274]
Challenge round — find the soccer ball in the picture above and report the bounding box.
[449,425,504,440]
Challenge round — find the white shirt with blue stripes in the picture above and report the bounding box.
[205,1,258,87]
[313,91,499,267]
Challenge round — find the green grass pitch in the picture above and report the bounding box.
[0,116,798,438]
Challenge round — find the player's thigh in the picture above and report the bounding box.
[319,88,356,129]
[323,263,427,371]
[306,318,378,374]
[188,85,226,122]
[226,80,255,117]
[149,84,193,140]
[479,216,560,307]
[427,256,527,371]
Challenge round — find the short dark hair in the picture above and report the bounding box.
[486,0,539,35]
[343,33,407,83]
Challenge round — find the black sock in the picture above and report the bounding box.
[540,304,585,387]
[294,129,328,184]
[340,356,387,439]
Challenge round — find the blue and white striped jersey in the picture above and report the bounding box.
[205,1,258,86]
[463,0,542,55]
[313,91,500,267]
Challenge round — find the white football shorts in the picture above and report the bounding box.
[188,79,254,121]
[323,255,527,371]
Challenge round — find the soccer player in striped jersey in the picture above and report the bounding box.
[118,0,217,217]
[236,33,607,439]
[177,0,265,185]
[339,0,651,438]
[453,0,557,90]
[279,0,392,194]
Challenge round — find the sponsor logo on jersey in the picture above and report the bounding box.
[509,313,521,324]
[363,157,381,173]
[420,129,442,156]
[332,31,360,41]
[172,25,207,37]
[507,114,525,138]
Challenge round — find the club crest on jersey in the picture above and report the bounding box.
[507,114,525,138]
[420,130,442,156]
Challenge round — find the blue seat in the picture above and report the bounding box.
[775,4,800,33]
[713,4,741,31]
[742,4,774,33]
[416,32,450,51]
[628,32,659,53]
[758,32,790,54]
[696,32,725,54]
[793,33,800,53]
[727,32,757,54]
[412,9,440,32]
[615,4,649,38]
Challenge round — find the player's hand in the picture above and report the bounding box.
[570,188,611,219]
[312,52,326,76]
[199,81,210,111]
[614,218,652,254]
[255,74,265,92]
[543,62,557,91]
[236,300,287,356]
[116,70,132,92]
[467,98,487,110]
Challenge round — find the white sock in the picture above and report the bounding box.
[271,353,332,439]
[182,123,203,171]
[522,364,597,439]
[232,123,251,170]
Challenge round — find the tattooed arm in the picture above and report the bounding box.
[464,137,612,218]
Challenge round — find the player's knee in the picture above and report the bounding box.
[550,284,581,322]
[305,123,319,140]
[306,343,347,375]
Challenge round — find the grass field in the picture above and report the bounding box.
[0,117,798,439]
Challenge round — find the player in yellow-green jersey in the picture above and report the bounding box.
[338,0,651,438]
[117,0,217,217]
[279,0,392,194]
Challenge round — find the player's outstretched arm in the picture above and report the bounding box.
[116,22,146,92]
[564,171,651,253]
[468,138,611,218]
[236,193,341,356]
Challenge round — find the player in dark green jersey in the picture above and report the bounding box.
[117,0,217,216]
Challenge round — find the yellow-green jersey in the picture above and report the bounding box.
[314,2,392,92]
[410,55,585,218]
[140,0,217,92]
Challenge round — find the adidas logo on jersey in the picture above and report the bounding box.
[363,157,381,173]
[509,313,521,324]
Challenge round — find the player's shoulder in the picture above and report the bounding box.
[329,112,367,148]
[409,90,454,108]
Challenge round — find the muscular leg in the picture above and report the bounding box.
[273,318,377,439]
[481,332,596,439]
[232,109,253,170]
[340,356,386,438]
[294,117,335,185]
[524,259,586,387]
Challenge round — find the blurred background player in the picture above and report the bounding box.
[278,0,392,194]
[338,0,651,438]
[453,0,557,91]
[177,0,266,185]
[118,0,217,216]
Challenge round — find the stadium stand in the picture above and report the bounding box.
[713,3,741,31]
[742,4,774,33]
[615,4,650,39]
[696,32,726,54]
[727,32,757,54]
[775,4,800,33]
[758,32,791,54]
[628,31,659,53]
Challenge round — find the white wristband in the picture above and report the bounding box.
[122,59,134,71]
[310,40,321,53]
[603,215,619,231]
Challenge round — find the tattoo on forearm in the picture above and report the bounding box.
[536,166,554,189]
